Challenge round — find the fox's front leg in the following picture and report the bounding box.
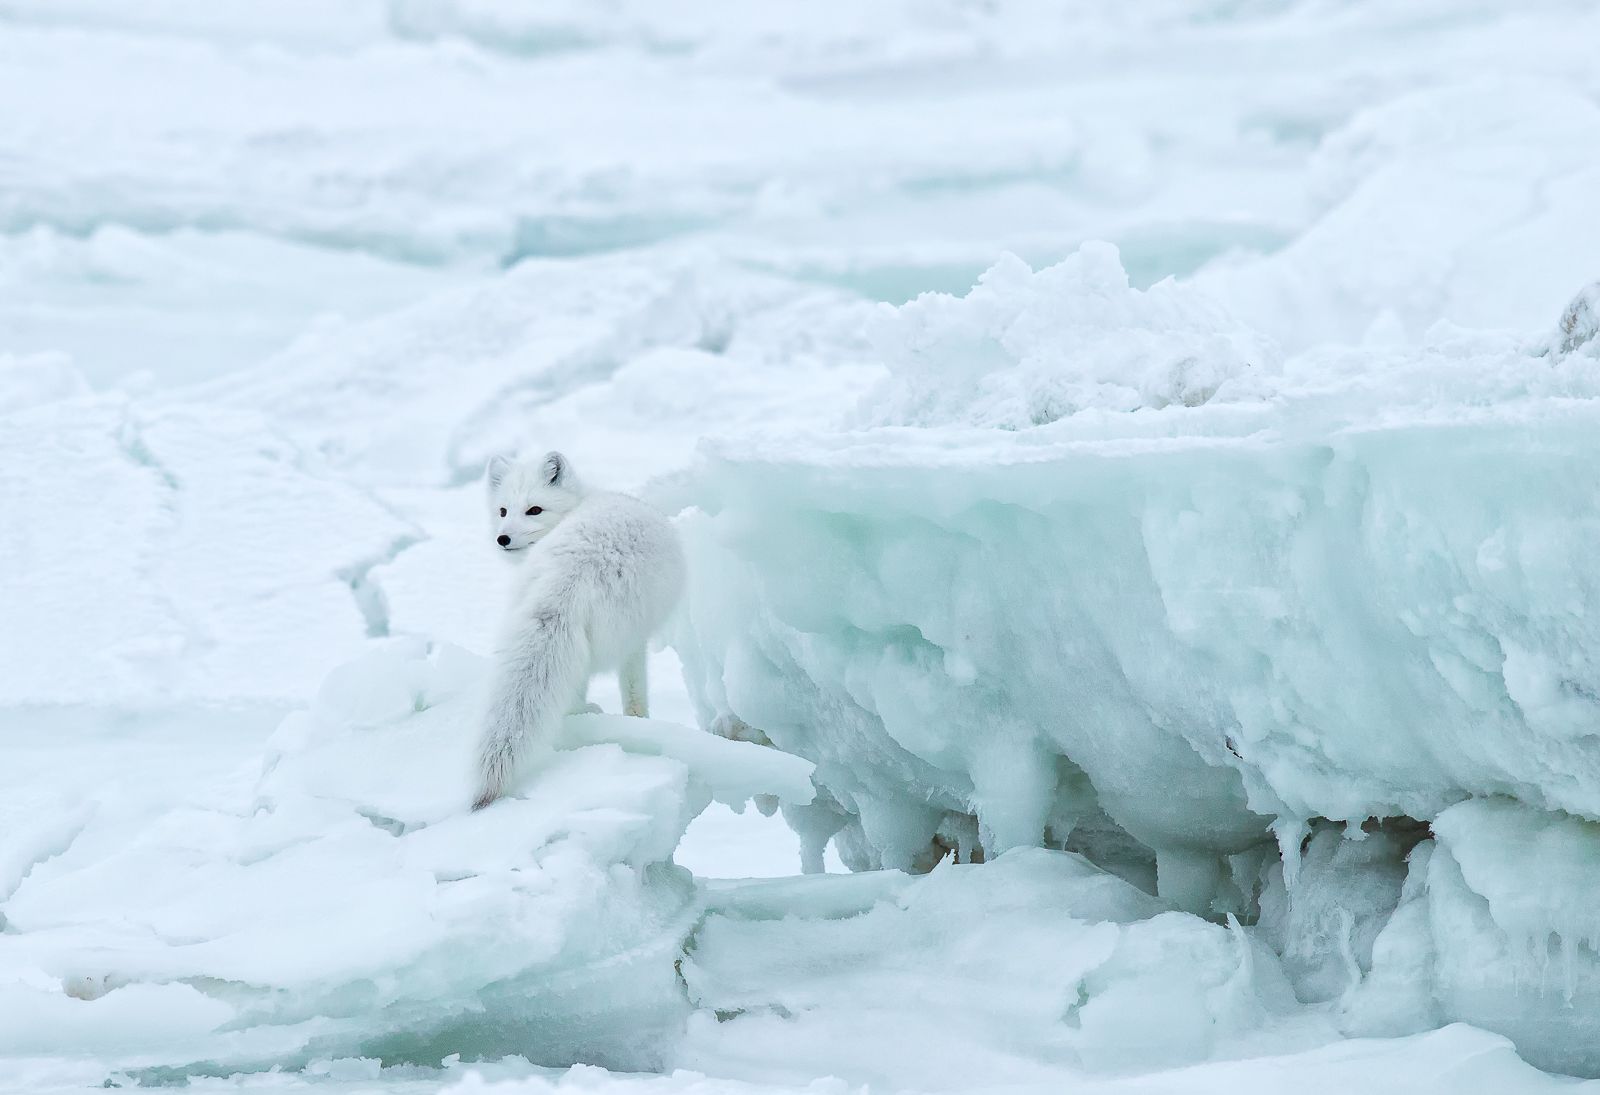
[620,648,648,717]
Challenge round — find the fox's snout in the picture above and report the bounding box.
[497,534,511,546]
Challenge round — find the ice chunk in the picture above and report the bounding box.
[674,295,1600,887]
[1243,799,1600,1075]
[563,714,814,812]
[1434,799,1600,951]
[670,267,1600,1077]
[679,848,1307,1087]
[1360,798,1600,1076]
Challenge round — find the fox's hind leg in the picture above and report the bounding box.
[620,647,648,717]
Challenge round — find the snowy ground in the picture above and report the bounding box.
[4,1,1600,1092]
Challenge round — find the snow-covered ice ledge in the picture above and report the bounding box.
[671,249,1600,1072]
[0,641,816,1080]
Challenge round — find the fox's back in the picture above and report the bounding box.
[535,491,684,663]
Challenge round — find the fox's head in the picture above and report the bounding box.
[485,451,583,554]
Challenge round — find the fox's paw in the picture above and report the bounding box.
[572,701,603,715]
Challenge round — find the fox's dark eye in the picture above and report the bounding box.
[526,506,542,516]
[499,507,506,517]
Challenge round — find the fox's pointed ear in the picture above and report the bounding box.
[542,451,569,487]
[485,454,513,492]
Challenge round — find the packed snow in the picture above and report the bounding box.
[5,1,1600,1093]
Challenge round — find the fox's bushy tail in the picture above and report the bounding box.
[473,601,588,810]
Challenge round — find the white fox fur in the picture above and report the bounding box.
[473,450,685,810]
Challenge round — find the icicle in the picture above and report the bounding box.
[1274,817,1310,894]
[1212,913,1265,1029]
[1561,930,1577,1005]
[1334,906,1362,1000]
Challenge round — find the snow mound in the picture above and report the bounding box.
[0,641,814,1077]
[863,244,1278,429]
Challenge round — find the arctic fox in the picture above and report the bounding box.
[473,451,685,810]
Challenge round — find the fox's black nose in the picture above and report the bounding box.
[497,535,511,546]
